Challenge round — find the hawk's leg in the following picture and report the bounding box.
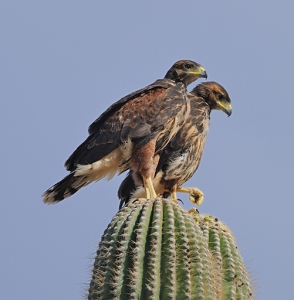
[130,140,159,200]
[176,187,204,206]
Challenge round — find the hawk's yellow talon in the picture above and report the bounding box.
[170,191,179,205]
[138,198,147,202]
[144,177,157,199]
[188,207,199,214]
[171,199,179,205]
[176,187,204,206]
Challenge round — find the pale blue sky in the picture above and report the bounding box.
[1,1,294,299]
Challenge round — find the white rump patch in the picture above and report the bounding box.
[74,148,123,181]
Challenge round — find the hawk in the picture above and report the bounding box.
[118,81,232,208]
[43,60,207,204]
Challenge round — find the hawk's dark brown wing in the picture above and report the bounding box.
[87,79,174,135]
[65,79,187,172]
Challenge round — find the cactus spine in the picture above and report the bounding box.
[88,198,253,299]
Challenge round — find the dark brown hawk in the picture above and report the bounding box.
[118,81,232,209]
[43,60,207,204]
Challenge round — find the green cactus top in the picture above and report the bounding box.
[88,198,253,300]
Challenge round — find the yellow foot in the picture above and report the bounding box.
[171,199,179,205]
[144,177,157,199]
[177,187,204,206]
[137,198,147,202]
[145,187,151,199]
[170,192,179,205]
[188,207,199,214]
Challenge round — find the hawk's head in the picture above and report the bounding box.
[165,60,207,86]
[192,82,232,116]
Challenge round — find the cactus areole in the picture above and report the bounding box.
[88,198,252,300]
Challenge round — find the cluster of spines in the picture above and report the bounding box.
[193,213,253,300]
[88,199,253,300]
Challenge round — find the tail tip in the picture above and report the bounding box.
[42,190,57,204]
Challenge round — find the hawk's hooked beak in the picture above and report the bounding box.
[218,101,232,116]
[189,66,208,79]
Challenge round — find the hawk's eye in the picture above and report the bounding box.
[217,94,224,100]
[184,63,193,69]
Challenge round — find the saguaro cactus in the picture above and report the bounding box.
[88,198,253,299]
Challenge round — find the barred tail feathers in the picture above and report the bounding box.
[42,173,90,204]
[43,149,122,204]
